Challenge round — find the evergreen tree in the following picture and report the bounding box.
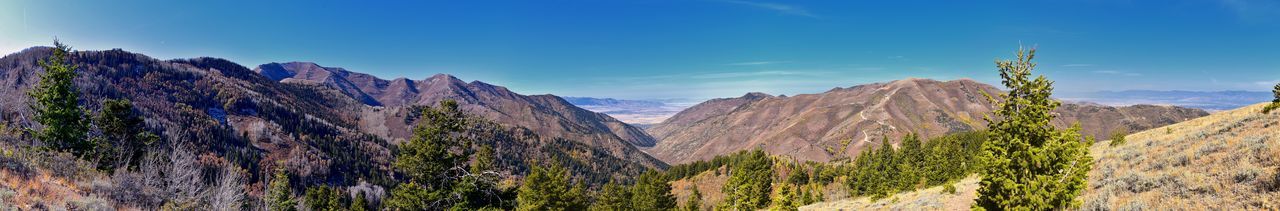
[631,170,676,211]
[1263,83,1280,114]
[871,137,897,198]
[685,187,703,211]
[896,134,924,190]
[718,149,773,210]
[590,181,632,211]
[303,186,343,211]
[799,186,815,205]
[28,40,91,157]
[768,185,797,211]
[350,194,368,211]
[265,168,297,211]
[516,163,587,211]
[386,100,505,210]
[472,144,496,174]
[93,99,158,170]
[974,46,1093,210]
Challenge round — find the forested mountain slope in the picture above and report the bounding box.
[0,47,666,209]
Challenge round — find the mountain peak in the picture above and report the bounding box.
[742,92,773,99]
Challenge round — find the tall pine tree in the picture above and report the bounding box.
[386,100,505,210]
[28,40,91,157]
[589,180,632,211]
[265,168,297,211]
[516,163,587,211]
[718,149,773,210]
[630,170,676,211]
[974,46,1092,210]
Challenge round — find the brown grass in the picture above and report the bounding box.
[799,176,980,211]
[1081,103,1280,210]
[793,103,1280,210]
[671,167,731,210]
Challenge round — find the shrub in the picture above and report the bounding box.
[67,195,114,211]
[1232,166,1261,184]
[1109,129,1128,147]
[942,182,957,194]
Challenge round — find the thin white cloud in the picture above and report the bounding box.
[725,61,790,66]
[1062,64,1095,67]
[1092,70,1142,76]
[1221,0,1280,23]
[720,0,818,18]
[691,70,806,79]
[1254,80,1280,87]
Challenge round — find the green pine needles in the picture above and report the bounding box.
[718,149,773,210]
[974,46,1093,210]
[29,40,92,157]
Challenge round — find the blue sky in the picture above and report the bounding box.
[1,0,1277,100]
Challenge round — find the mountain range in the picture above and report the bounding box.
[0,46,1212,185]
[644,78,1209,164]
[1059,90,1272,111]
[0,47,665,186]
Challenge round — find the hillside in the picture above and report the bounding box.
[0,47,668,209]
[254,62,658,148]
[646,78,1209,164]
[1080,102,1280,209]
[797,102,1280,210]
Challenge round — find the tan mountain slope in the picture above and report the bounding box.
[646,78,1208,164]
[797,102,1280,210]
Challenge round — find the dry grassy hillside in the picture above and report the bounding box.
[1080,103,1280,210]
[800,176,980,210]
[793,103,1280,210]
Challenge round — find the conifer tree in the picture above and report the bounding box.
[265,168,297,211]
[303,186,343,211]
[28,40,91,157]
[685,187,703,211]
[350,194,368,211]
[590,181,632,211]
[516,163,587,211]
[718,149,773,210]
[896,134,924,190]
[93,99,158,170]
[974,46,1092,210]
[386,100,505,210]
[768,185,798,211]
[631,170,676,211]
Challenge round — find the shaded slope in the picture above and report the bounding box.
[0,47,665,189]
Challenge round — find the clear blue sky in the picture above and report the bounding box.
[2,0,1277,100]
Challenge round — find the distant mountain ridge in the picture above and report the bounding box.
[253,62,658,148]
[646,78,1209,164]
[1060,90,1270,111]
